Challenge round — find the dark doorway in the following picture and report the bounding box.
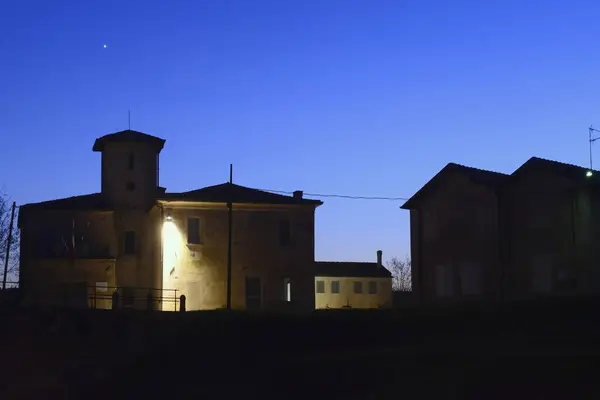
[245,277,262,311]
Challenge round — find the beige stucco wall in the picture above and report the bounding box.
[161,203,317,311]
[19,205,162,309]
[100,142,159,209]
[20,210,117,295]
[112,207,162,291]
[314,277,392,309]
[21,258,116,309]
[98,141,163,308]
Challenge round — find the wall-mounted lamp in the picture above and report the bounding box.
[165,208,173,221]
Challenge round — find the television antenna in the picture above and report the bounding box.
[588,125,600,173]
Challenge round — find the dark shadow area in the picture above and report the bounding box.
[1,297,600,399]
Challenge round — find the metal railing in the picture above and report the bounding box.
[0,282,186,311]
[88,286,181,311]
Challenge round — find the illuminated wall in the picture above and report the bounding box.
[160,204,317,311]
[314,276,392,309]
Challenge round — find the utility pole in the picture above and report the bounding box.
[226,164,233,309]
[2,202,16,290]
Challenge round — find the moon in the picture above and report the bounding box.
[103,44,107,48]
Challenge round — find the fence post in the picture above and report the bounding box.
[179,294,186,312]
[112,291,119,310]
[147,291,153,311]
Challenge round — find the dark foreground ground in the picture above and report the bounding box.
[1,298,600,399]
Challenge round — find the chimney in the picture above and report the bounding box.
[293,190,303,199]
[377,250,383,268]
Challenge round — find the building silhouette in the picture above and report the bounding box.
[19,129,392,310]
[402,157,600,303]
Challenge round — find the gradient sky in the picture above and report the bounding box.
[2,0,600,263]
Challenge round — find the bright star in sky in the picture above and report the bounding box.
[103,44,107,48]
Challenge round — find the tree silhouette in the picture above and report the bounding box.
[387,256,411,292]
[0,191,19,286]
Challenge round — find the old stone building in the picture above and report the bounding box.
[402,157,600,303]
[401,163,508,303]
[18,129,323,311]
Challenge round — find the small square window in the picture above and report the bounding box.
[126,182,135,191]
[331,281,340,294]
[368,281,377,294]
[316,280,325,293]
[353,281,363,294]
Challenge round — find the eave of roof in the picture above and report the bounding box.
[159,183,323,206]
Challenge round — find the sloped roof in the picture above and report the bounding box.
[401,163,509,210]
[315,261,392,278]
[160,183,323,206]
[92,130,166,152]
[512,156,600,184]
[19,193,110,211]
[17,193,112,227]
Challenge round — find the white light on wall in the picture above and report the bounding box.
[284,278,291,302]
[162,220,182,289]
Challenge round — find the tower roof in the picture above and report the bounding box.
[92,129,166,152]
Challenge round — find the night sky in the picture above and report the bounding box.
[3,0,600,263]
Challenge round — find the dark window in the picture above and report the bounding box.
[316,280,325,293]
[354,281,363,294]
[126,182,135,191]
[128,152,134,170]
[122,287,135,307]
[279,219,291,246]
[124,231,136,254]
[187,218,201,244]
[331,281,340,294]
[368,281,377,294]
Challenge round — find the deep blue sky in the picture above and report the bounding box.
[2,0,600,263]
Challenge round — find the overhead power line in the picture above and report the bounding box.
[260,189,409,201]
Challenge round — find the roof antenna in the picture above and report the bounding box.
[587,125,600,176]
[128,109,131,130]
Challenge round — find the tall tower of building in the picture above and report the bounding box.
[93,129,165,209]
[92,129,166,295]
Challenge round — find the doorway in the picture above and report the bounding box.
[245,277,262,311]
